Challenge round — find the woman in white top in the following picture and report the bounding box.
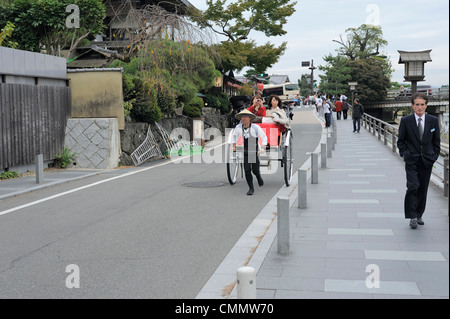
[266,95,291,129]
[323,98,331,127]
[233,109,268,195]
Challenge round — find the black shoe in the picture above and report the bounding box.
[410,218,418,229]
[417,218,424,225]
[247,188,254,196]
[257,176,264,187]
[357,131,360,133]
[353,131,356,133]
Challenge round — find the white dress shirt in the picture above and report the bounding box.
[414,113,425,129]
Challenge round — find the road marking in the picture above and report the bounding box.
[329,199,379,204]
[0,142,226,217]
[364,250,447,261]
[328,228,394,236]
[324,279,421,296]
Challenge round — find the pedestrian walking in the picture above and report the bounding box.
[334,99,343,120]
[233,110,268,196]
[342,98,349,120]
[397,93,441,229]
[315,95,323,114]
[323,98,331,127]
[352,98,364,133]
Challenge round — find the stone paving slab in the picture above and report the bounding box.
[255,116,449,299]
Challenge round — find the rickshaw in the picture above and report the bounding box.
[226,119,294,187]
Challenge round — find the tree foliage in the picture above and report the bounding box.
[193,0,296,42]
[0,0,105,57]
[333,24,388,60]
[112,39,220,122]
[0,21,18,48]
[213,40,287,74]
[190,0,296,74]
[320,24,392,102]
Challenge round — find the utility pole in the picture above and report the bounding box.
[309,59,316,95]
[302,59,317,95]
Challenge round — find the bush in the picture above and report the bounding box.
[56,146,76,168]
[204,91,231,114]
[157,88,177,115]
[0,170,19,180]
[130,88,162,123]
[183,97,204,118]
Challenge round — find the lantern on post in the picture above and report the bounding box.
[398,50,432,94]
[348,82,358,107]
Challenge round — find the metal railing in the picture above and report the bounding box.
[362,113,449,197]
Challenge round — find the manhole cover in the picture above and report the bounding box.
[183,181,226,188]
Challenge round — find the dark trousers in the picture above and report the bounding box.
[343,110,348,119]
[244,153,261,189]
[336,111,342,120]
[353,117,361,132]
[404,159,433,219]
[325,113,331,127]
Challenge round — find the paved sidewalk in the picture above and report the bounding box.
[255,117,449,299]
[0,168,112,201]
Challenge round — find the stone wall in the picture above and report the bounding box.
[63,112,231,168]
[119,113,231,166]
[65,118,120,169]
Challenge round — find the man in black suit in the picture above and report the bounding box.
[397,93,441,229]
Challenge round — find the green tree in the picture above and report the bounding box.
[0,21,18,48]
[194,0,296,42]
[190,0,296,73]
[318,54,352,96]
[333,24,388,60]
[111,39,221,122]
[319,24,392,102]
[346,57,391,102]
[0,0,105,58]
[298,74,312,97]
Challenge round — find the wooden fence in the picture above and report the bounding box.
[0,83,71,170]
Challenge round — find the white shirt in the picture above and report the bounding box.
[414,113,425,129]
[316,98,323,106]
[233,123,268,146]
[323,102,331,114]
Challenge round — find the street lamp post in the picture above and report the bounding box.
[302,59,317,95]
[348,82,358,108]
[398,50,432,94]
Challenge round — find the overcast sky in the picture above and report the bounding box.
[189,0,449,87]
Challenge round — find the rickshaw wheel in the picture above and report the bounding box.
[283,133,293,187]
[227,146,239,185]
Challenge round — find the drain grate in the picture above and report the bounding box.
[183,181,227,188]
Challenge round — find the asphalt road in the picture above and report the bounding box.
[0,108,322,298]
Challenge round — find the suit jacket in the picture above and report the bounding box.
[397,114,441,169]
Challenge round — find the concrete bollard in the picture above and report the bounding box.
[277,196,290,255]
[36,154,44,184]
[333,117,338,144]
[444,157,449,199]
[311,153,319,184]
[321,143,327,168]
[297,169,307,209]
[327,136,332,158]
[236,266,256,299]
[331,131,336,150]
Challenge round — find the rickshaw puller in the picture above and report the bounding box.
[233,110,268,195]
